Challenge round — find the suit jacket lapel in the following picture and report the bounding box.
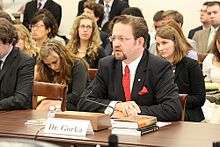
[131,50,149,99]
[0,48,17,81]
[43,0,51,9]
[113,60,124,101]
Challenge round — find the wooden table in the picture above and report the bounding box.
[0,110,220,147]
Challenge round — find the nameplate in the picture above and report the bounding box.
[44,118,94,137]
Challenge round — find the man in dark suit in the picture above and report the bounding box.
[78,15,182,121]
[23,0,62,29]
[99,0,129,30]
[0,18,34,110]
[188,1,210,39]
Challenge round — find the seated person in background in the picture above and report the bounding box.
[14,24,39,60]
[83,1,112,56]
[0,18,34,110]
[30,9,65,48]
[78,15,182,121]
[66,15,105,68]
[35,40,89,111]
[203,30,220,83]
[202,31,220,124]
[156,25,206,122]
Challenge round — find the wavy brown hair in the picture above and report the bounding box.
[156,25,187,64]
[36,40,81,84]
[66,15,101,61]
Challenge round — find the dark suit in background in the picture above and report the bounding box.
[99,0,129,31]
[188,26,203,39]
[0,48,34,110]
[78,50,182,121]
[23,0,62,28]
[175,57,205,121]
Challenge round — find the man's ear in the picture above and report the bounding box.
[137,37,145,47]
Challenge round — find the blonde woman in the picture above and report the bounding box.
[14,24,39,58]
[66,15,104,68]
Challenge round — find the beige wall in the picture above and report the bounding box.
[55,0,209,36]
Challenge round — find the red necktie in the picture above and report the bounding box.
[122,65,131,101]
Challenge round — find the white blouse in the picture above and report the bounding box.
[203,53,220,83]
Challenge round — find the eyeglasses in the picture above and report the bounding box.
[31,24,45,29]
[109,36,134,42]
[79,25,92,30]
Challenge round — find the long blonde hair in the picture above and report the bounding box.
[14,24,39,57]
[66,15,101,60]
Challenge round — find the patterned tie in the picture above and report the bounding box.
[122,65,131,101]
[101,3,110,27]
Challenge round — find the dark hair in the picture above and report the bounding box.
[206,1,220,7]
[212,31,220,62]
[0,18,18,46]
[84,1,104,27]
[0,11,14,24]
[30,9,58,38]
[121,7,144,18]
[109,15,149,48]
[153,10,164,22]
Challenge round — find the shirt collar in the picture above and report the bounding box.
[210,26,219,33]
[1,46,13,63]
[38,0,47,7]
[122,55,142,75]
[104,0,114,8]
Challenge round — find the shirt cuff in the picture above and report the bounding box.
[104,101,119,115]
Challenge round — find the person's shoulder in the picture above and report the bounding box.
[181,56,199,68]
[99,55,115,66]
[148,53,170,66]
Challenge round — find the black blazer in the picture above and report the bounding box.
[188,26,203,39]
[23,0,62,28]
[0,48,34,110]
[175,57,205,121]
[66,60,89,111]
[77,0,86,16]
[78,50,182,121]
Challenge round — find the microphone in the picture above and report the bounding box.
[83,81,115,115]
[108,134,118,147]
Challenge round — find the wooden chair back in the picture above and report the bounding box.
[32,81,67,111]
[88,68,98,80]
[179,94,188,121]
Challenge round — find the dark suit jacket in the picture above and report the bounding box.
[0,48,34,110]
[77,0,86,16]
[66,60,89,111]
[78,50,182,121]
[23,0,62,28]
[188,26,203,39]
[175,57,205,122]
[99,0,129,21]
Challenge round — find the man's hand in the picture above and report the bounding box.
[114,101,141,117]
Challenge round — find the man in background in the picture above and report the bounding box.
[23,0,62,29]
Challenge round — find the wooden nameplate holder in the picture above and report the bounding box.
[55,111,111,131]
